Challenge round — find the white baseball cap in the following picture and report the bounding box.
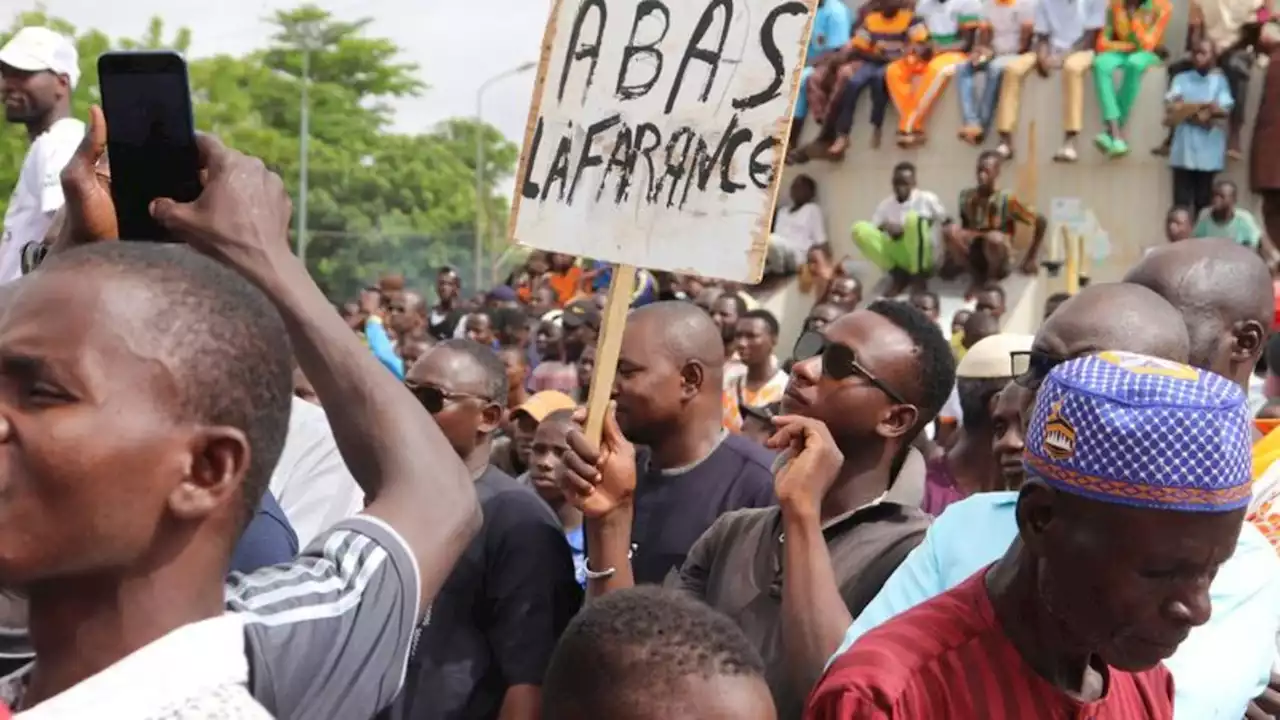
[0,27,80,90]
[957,333,1035,380]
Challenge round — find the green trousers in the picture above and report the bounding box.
[1093,50,1161,125]
[852,213,934,275]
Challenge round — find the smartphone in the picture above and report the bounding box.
[97,51,202,241]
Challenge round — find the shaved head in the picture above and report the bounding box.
[1125,239,1272,382]
[613,302,729,443]
[628,301,727,374]
[1037,284,1190,363]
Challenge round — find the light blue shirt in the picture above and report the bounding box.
[1168,70,1235,173]
[1034,0,1107,53]
[809,0,854,63]
[829,492,1280,720]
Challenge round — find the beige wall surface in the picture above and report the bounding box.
[801,4,1244,287]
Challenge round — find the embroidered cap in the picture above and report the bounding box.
[1023,351,1252,512]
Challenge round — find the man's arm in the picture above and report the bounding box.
[150,135,481,618]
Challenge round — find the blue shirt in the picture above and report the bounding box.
[364,317,405,379]
[809,0,854,62]
[566,524,587,587]
[1168,69,1235,172]
[231,491,300,574]
[829,492,1280,720]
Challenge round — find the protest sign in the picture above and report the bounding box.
[509,0,817,284]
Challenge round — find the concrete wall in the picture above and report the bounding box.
[797,5,1248,288]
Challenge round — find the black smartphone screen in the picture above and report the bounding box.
[97,51,201,241]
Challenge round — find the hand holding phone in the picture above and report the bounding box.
[97,50,201,241]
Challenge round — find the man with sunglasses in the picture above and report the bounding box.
[393,339,582,720]
[555,300,955,719]
[823,283,1280,720]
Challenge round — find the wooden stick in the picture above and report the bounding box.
[583,263,638,446]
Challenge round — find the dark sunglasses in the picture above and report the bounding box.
[1010,349,1066,390]
[792,330,907,404]
[406,383,489,414]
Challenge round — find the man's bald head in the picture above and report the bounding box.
[1125,239,1272,383]
[628,301,727,378]
[1037,284,1190,363]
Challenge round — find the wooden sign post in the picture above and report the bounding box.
[508,0,818,443]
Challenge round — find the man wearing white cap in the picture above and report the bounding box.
[921,333,1033,515]
[0,26,84,285]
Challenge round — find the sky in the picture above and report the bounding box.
[2,0,549,145]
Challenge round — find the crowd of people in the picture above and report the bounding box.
[768,0,1280,296]
[11,11,1280,720]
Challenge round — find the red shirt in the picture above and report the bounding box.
[805,569,1175,720]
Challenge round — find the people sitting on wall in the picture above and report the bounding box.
[942,151,1047,295]
[797,3,877,158]
[1155,0,1264,160]
[994,0,1106,161]
[886,0,981,149]
[790,0,924,163]
[768,175,828,277]
[853,161,949,296]
[1092,0,1173,157]
[957,0,1036,145]
[792,0,856,153]
[1166,39,1235,216]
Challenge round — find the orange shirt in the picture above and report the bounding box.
[546,267,584,307]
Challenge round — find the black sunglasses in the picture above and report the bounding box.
[1010,349,1066,390]
[406,383,489,414]
[792,330,908,404]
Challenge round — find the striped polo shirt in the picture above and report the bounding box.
[851,9,930,61]
[806,568,1176,719]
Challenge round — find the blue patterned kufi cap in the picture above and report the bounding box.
[1023,351,1252,512]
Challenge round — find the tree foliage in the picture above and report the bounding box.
[0,5,519,300]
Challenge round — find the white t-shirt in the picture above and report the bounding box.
[984,0,1037,55]
[0,614,271,719]
[268,397,365,547]
[0,117,84,284]
[773,202,828,261]
[916,0,982,37]
[870,189,948,255]
[939,385,964,425]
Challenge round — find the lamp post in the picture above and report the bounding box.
[474,60,537,292]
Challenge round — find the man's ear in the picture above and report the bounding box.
[1233,319,1265,365]
[680,361,706,400]
[1015,481,1057,557]
[168,426,251,521]
[875,403,919,440]
[479,402,504,435]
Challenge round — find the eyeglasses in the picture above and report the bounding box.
[406,383,489,414]
[1010,349,1066,390]
[792,330,907,404]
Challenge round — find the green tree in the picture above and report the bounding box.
[0,6,519,300]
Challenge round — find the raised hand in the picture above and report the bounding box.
[557,403,637,519]
[150,134,293,285]
[49,105,117,254]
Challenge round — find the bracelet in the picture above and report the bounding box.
[583,544,635,581]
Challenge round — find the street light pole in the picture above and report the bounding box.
[474,60,537,292]
[297,47,311,263]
